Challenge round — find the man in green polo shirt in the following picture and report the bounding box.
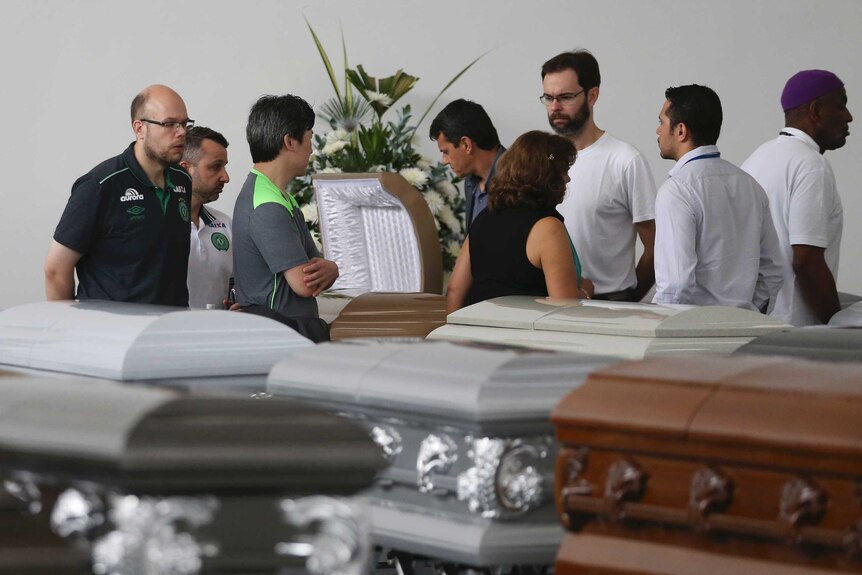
[232,94,338,341]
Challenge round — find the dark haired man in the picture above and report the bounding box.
[541,50,657,301]
[653,84,783,310]
[231,94,337,340]
[429,99,504,228]
[742,70,852,325]
[180,126,232,309]
[45,84,193,306]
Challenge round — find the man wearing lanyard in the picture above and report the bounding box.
[429,99,505,229]
[231,94,338,341]
[45,84,193,306]
[742,70,852,326]
[652,84,783,310]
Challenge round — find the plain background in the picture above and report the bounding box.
[2,0,859,306]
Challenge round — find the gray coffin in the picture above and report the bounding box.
[0,371,385,575]
[0,300,312,392]
[734,326,862,362]
[267,340,620,567]
[428,296,791,358]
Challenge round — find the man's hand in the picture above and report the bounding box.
[302,257,339,297]
[579,278,595,299]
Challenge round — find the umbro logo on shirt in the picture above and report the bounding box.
[174,185,187,194]
[120,188,145,202]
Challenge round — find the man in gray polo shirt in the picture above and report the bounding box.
[232,94,338,341]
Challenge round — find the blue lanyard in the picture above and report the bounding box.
[683,152,720,166]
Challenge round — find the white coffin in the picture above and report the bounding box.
[0,300,312,390]
[267,340,620,567]
[428,296,790,359]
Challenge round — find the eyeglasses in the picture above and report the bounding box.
[140,118,195,131]
[539,90,585,106]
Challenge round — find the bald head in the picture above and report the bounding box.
[130,84,186,124]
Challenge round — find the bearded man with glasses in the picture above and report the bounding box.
[541,50,657,302]
[45,84,194,306]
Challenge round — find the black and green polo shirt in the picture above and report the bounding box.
[54,142,192,306]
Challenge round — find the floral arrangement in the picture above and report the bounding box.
[289,21,483,274]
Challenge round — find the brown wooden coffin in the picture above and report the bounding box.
[329,292,447,340]
[551,354,862,574]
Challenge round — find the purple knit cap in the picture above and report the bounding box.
[781,70,844,111]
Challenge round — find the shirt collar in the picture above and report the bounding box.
[780,127,819,152]
[122,141,181,190]
[200,206,215,226]
[467,146,507,193]
[668,144,720,178]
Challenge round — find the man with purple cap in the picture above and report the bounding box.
[743,70,853,326]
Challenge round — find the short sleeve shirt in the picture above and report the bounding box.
[232,169,321,319]
[188,206,233,309]
[742,128,843,325]
[53,142,192,306]
[557,133,657,294]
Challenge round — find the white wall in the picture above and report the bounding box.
[2,0,859,306]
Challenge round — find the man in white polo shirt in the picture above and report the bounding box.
[742,70,852,326]
[180,126,232,309]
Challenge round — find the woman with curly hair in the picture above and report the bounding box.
[447,130,594,313]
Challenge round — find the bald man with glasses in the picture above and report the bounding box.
[541,50,657,302]
[45,84,194,306]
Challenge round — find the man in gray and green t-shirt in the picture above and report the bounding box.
[231,94,338,340]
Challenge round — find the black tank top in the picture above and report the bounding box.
[468,208,563,305]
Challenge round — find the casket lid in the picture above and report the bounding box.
[446,296,790,337]
[735,326,862,362]
[267,340,617,430]
[329,292,446,341]
[552,354,862,472]
[828,300,862,327]
[0,301,311,381]
[0,371,383,494]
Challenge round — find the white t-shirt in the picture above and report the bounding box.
[557,133,657,294]
[742,128,843,326]
[652,146,784,310]
[188,206,233,309]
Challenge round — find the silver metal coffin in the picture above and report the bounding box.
[266,340,620,567]
[0,372,385,575]
[428,296,790,358]
[0,300,312,392]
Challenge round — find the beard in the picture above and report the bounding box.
[548,100,590,137]
[143,137,183,166]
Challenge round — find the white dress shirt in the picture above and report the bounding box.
[653,145,783,310]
